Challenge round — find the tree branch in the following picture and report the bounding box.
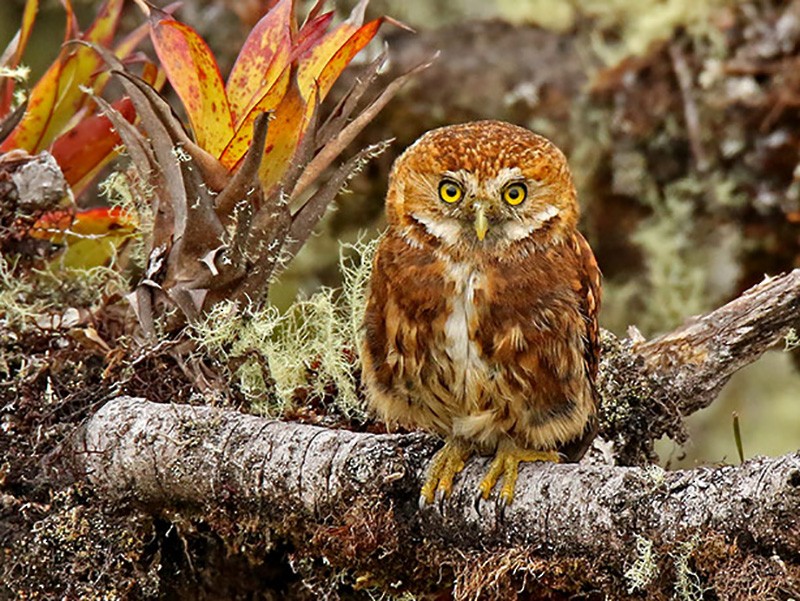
[64,269,800,595]
[69,397,800,574]
[599,268,800,464]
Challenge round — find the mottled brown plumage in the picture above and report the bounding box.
[361,121,601,504]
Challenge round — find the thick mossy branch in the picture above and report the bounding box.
[64,268,800,592]
[70,397,800,564]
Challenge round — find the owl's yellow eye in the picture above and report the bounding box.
[503,183,527,206]
[438,180,463,204]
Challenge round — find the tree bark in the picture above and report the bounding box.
[65,269,800,596]
[71,396,800,560]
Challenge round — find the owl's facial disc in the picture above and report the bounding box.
[431,168,562,245]
[389,121,581,253]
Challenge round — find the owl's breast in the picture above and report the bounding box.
[362,233,595,451]
[439,260,491,405]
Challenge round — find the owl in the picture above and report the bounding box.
[360,120,601,506]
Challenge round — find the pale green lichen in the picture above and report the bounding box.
[624,535,657,594]
[785,328,799,352]
[673,536,706,601]
[100,170,154,272]
[191,237,379,417]
[339,236,380,361]
[0,256,49,330]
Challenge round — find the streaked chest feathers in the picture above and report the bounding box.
[440,259,489,406]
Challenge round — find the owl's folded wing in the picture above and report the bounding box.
[559,231,602,461]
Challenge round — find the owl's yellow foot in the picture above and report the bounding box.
[479,442,560,505]
[420,439,472,505]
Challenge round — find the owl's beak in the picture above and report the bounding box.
[474,205,489,241]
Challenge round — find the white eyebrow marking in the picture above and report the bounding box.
[483,167,525,198]
[496,166,524,183]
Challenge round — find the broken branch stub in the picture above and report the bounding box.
[598,268,800,465]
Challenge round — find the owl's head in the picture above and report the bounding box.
[386,121,579,254]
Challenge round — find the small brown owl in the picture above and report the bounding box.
[361,120,601,505]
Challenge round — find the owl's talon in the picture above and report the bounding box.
[478,443,560,505]
[419,439,471,506]
[479,453,506,500]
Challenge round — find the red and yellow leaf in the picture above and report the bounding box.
[149,12,234,157]
[257,70,315,193]
[296,1,381,100]
[225,0,293,127]
[50,97,135,190]
[30,206,137,269]
[89,2,178,96]
[0,58,63,152]
[140,61,166,91]
[17,0,39,59]
[30,206,136,240]
[219,64,291,169]
[0,0,125,153]
[51,0,126,124]
[60,0,79,43]
[291,10,334,63]
[313,18,382,100]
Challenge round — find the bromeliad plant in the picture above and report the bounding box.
[96,0,426,337]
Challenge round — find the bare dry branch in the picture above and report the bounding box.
[599,268,800,464]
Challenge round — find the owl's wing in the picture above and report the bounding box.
[560,231,602,461]
[576,231,602,382]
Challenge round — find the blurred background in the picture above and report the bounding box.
[2,0,798,467]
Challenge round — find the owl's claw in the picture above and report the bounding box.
[479,444,560,505]
[419,439,472,506]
